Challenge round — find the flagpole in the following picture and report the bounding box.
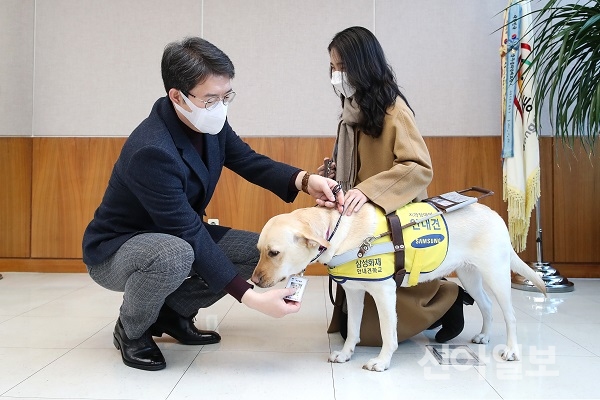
[511,198,574,293]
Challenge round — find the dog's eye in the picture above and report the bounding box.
[268,250,280,257]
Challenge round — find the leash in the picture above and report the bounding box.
[308,184,344,264]
[309,210,344,263]
[308,182,344,303]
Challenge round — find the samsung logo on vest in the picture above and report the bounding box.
[411,234,445,248]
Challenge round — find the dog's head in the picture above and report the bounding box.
[251,211,330,288]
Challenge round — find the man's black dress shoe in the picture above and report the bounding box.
[113,318,166,371]
[150,304,221,345]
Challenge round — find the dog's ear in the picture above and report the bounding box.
[294,231,330,250]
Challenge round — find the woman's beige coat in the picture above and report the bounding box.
[354,97,433,214]
[328,97,458,345]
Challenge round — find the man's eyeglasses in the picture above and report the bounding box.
[188,91,236,111]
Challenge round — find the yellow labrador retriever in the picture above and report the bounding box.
[251,201,546,372]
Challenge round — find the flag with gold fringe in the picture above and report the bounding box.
[500,0,541,252]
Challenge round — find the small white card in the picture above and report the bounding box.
[284,275,308,302]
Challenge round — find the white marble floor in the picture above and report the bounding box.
[0,272,598,400]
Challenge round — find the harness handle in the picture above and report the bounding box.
[385,212,407,286]
[457,186,494,199]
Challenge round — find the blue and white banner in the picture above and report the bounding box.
[500,0,541,252]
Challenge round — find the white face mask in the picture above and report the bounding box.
[331,71,356,98]
[173,92,228,135]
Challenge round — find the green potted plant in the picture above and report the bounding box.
[524,0,600,153]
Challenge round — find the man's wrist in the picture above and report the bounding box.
[225,275,253,303]
[294,170,306,192]
[241,288,259,310]
[301,171,311,194]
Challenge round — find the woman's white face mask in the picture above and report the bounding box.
[173,92,228,135]
[331,71,356,98]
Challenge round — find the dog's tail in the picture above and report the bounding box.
[510,249,547,296]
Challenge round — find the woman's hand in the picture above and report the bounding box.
[343,188,368,215]
[316,157,336,179]
[241,287,302,318]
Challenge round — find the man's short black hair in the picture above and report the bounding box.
[161,37,235,94]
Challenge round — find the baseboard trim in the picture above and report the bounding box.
[0,258,87,273]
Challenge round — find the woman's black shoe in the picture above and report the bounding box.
[113,319,166,371]
[434,287,467,343]
[150,304,221,345]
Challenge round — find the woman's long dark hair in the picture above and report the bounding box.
[328,26,413,138]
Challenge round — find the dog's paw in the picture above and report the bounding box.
[329,351,352,363]
[363,357,390,372]
[471,333,490,344]
[500,347,520,361]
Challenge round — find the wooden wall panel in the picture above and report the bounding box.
[205,137,336,233]
[425,136,506,216]
[31,137,126,258]
[552,141,600,263]
[412,135,534,264]
[208,136,533,236]
[426,137,556,263]
[2,136,598,276]
[0,138,32,257]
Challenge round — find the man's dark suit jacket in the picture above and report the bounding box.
[82,97,300,292]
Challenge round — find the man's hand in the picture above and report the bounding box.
[241,287,302,318]
[296,171,345,213]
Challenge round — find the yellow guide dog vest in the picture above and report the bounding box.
[327,202,449,286]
